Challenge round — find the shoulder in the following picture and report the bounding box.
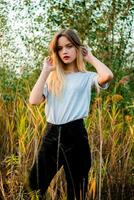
[86,71,97,75]
[78,71,98,85]
[85,71,97,79]
[76,71,97,76]
[65,71,97,80]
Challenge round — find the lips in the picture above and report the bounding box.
[63,56,70,60]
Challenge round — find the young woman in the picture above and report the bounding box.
[29,29,113,200]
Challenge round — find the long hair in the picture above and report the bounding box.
[46,29,87,96]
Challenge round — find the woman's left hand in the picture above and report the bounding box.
[82,46,94,64]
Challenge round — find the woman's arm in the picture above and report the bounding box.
[82,47,114,85]
[29,57,55,105]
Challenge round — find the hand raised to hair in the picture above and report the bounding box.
[82,46,94,64]
[42,56,56,73]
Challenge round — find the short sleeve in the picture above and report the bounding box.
[43,83,48,98]
[92,72,109,93]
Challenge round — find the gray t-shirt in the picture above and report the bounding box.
[43,71,108,125]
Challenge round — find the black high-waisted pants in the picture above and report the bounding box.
[29,118,91,200]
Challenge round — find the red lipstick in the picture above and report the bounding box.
[63,56,70,59]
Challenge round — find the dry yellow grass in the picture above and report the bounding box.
[0,92,134,199]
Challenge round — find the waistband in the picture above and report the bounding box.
[46,118,84,128]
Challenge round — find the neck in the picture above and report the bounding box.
[64,61,78,73]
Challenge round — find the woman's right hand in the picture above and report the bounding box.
[42,56,56,73]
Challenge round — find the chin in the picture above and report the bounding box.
[62,60,71,64]
[63,59,75,64]
[64,61,71,64]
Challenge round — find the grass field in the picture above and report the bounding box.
[0,90,134,200]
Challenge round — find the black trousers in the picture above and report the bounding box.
[29,118,91,200]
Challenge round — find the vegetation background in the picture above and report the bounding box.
[0,0,134,199]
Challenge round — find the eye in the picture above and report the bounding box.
[57,47,62,51]
[67,44,73,48]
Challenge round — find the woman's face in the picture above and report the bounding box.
[57,36,77,64]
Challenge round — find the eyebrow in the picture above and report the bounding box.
[57,42,72,47]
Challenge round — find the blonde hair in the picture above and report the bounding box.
[46,29,88,96]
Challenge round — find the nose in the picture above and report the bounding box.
[62,47,68,54]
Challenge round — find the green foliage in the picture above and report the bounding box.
[0,0,133,72]
[0,66,42,103]
[46,0,134,71]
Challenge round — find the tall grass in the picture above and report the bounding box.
[0,90,134,199]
